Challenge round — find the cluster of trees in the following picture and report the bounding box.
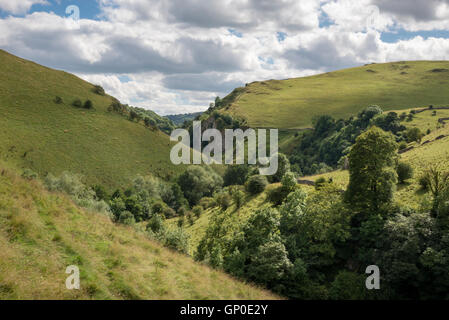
[195,126,449,299]
[289,106,419,176]
[107,99,176,134]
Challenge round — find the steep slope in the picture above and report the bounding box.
[0,50,182,190]
[0,163,278,300]
[219,61,449,129]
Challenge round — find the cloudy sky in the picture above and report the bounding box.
[1,0,449,115]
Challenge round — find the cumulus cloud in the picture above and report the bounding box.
[0,0,449,115]
[0,0,48,15]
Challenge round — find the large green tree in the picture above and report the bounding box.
[345,126,398,214]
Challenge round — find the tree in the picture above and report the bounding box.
[397,162,414,184]
[345,126,398,213]
[223,165,250,186]
[406,127,424,143]
[93,85,105,96]
[83,100,93,109]
[177,166,223,206]
[272,153,290,182]
[129,110,139,121]
[246,175,268,195]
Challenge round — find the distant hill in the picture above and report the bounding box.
[0,162,278,300]
[0,49,185,190]
[216,61,449,129]
[166,112,203,126]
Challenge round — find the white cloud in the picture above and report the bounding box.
[0,0,48,15]
[0,0,448,115]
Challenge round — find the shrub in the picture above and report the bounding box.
[267,186,289,206]
[232,189,245,208]
[54,96,63,104]
[246,175,268,195]
[216,192,232,210]
[223,165,250,186]
[177,166,223,206]
[177,216,185,228]
[92,185,108,201]
[72,99,82,108]
[83,100,93,109]
[163,228,189,253]
[118,211,135,225]
[419,175,429,191]
[146,214,165,234]
[21,168,38,180]
[93,85,105,96]
[129,110,139,121]
[397,162,414,184]
[398,141,408,151]
[186,213,195,225]
[44,172,111,217]
[199,197,217,209]
[314,177,327,190]
[163,207,176,219]
[192,205,203,218]
[406,127,424,143]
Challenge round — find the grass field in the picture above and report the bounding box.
[222,61,449,129]
[0,50,184,191]
[0,162,278,300]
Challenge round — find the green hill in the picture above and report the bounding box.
[0,50,183,190]
[219,61,449,129]
[0,162,277,300]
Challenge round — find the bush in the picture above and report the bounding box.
[246,175,268,195]
[83,100,93,109]
[146,214,165,234]
[93,85,105,96]
[314,177,327,190]
[199,197,217,209]
[231,189,245,208]
[54,96,63,104]
[44,172,111,217]
[163,228,189,253]
[72,99,82,108]
[21,168,38,180]
[163,207,176,219]
[406,127,424,143]
[92,184,108,201]
[118,211,135,225]
[419,175,429,191]
[397,162,414,184]
[216,192,232,210]
[399,141,408,151]
[178,166,223,206]
[223,165,250,186]
[192,205,203,218]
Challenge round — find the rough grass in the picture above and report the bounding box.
[224,61,449,129]
[0,163,278,300]
[0,50,184,190]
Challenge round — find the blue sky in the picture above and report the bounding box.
[0,0,448,115]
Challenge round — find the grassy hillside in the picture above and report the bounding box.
[221,61,449,129]
[0,163,278,300]
[167,186,277,255]
[0,50,183,190]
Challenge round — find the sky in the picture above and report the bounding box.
[0,0,449,115]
